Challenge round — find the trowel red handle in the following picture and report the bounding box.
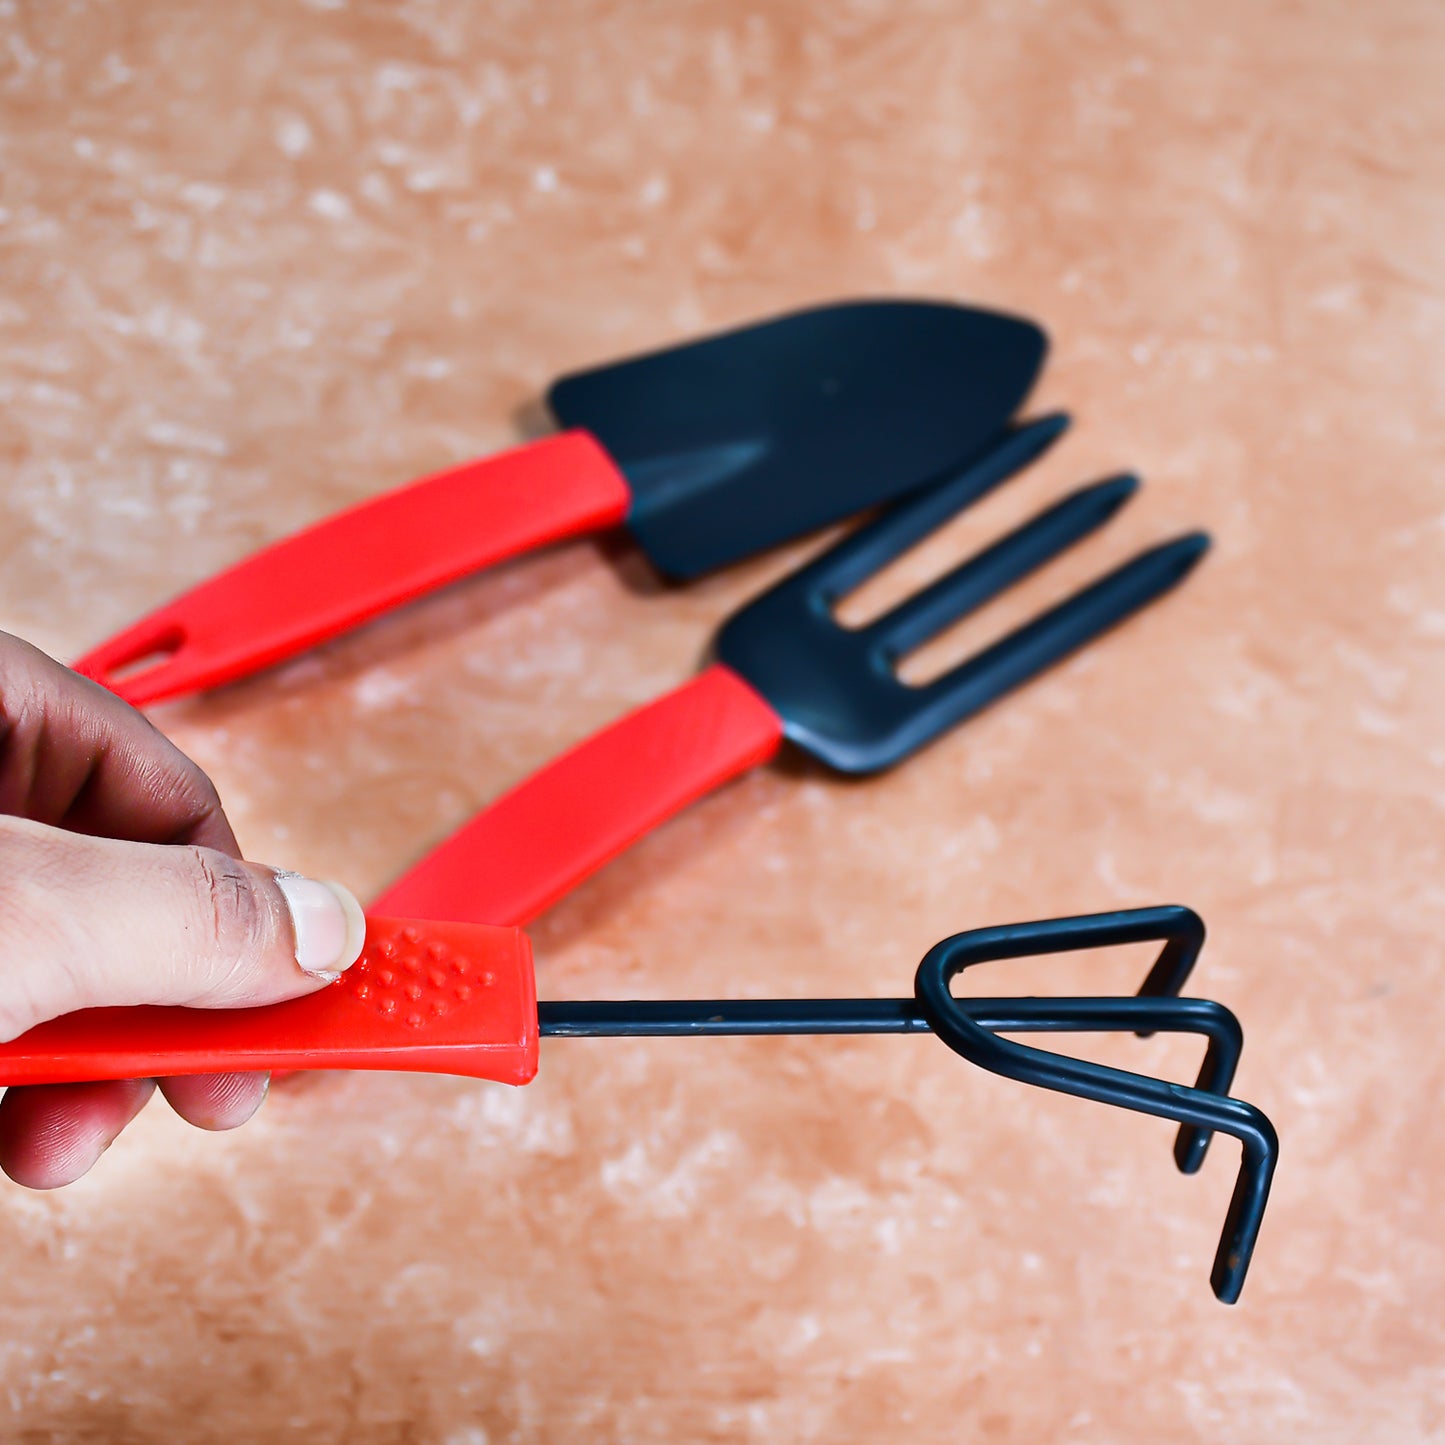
[0,917,541,1087]
[372,664,786,927]
[73,431,632,706]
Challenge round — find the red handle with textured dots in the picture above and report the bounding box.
[72,431,632,706]
[0,918,540,1087]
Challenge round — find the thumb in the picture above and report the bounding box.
[0,816,366,1040]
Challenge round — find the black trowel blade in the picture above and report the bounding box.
[547,299,1046,579]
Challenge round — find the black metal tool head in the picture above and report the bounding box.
[913,907,1279,1304]
[538,902,1269,1304]
[715,414,1210,773]
[547,299,1047,578]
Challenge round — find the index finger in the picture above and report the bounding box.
[0,632,239,852]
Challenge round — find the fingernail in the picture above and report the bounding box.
[273,872,367,980]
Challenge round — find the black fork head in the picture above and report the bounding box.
[914,907,1279,1304]
[714,415,1210,774]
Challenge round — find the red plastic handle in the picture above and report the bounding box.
[0,917,539,1087]
[0,674,780,1086]
[73,431,632,706]
[372,664,786,926]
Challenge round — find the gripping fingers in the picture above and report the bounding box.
[0,1078,156,1188]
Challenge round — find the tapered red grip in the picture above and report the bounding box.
[73,431,632,705]
[0,918,539,1087]
[372,664,786,926]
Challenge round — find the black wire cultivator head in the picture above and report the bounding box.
[540,905,1277,1304]
[915,906,1278,1304]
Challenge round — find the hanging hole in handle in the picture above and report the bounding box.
[88,626,186,688]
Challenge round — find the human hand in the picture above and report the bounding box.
[0,631,364,1188]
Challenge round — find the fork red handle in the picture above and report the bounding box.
[372,664,785,926]
[73,431,631,706]
[0,917,540,1087]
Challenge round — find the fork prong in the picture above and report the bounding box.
[918,531,1211,721]
[867,473,1139,661]
[812,412,1071,602]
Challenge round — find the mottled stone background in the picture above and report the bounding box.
[1,1,1442,1441]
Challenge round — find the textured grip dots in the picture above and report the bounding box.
[288,914,539,1083]
[339,920,504,1032]
[0,914,539,1087]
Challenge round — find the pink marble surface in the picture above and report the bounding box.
[1,1,1443,1440]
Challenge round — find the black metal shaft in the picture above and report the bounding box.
[539,993,1244,1202]
[538,994,1230,1042]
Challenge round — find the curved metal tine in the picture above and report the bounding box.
[927,905,1221,1167]
[915,913,1279,1305]
[932,904,1208,1021]
[974,995,1242,1175]
[794,413,1072,604]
